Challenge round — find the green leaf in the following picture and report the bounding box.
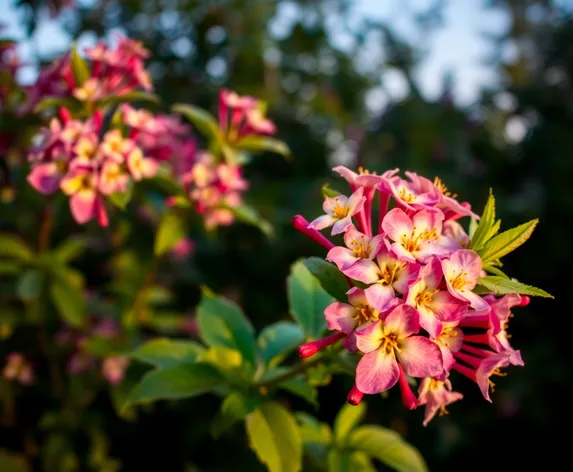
[334,402,366,442]
[226,203,274,238]
[287,260,335,339]
[70,44,90,86]
[172,104,223,147]
[296,413,332,468]
[483,264,510,279]
[16,269,42,301]
[196,292,257,368]
[328,449,376,472]
[52,237,88,262]
[50,278,86,327]
[0,261,21,275]
[322,185,341,198]
[98,91,160,107]
[469,190,498,251]
[108,182,134,210]
[258,321,305,367]
[476,276,553,298]
[125,362,226,406]
[154,207,188,257]
[0,233,34,261]
[279,376,318,407]
[302,257,348,302]
[130,338,206,368]
[198,346,249,382]
[246,402,302,472]
[348,425,429,472]
[478,219,538,265]
[210,392,261,439]
[234,136,291,159]
[33,96,80,113]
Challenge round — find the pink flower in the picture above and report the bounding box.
[27,160,67,194]
[326,225,384,271]
[60,167,108,225]
[382,208,454,263]
[102,356,130,385]
[170,238,195,260]
[405,256,467,338]
[2,353,34,385]
[417,376,463,426]
[126,148,158,181]
[308,188,366,235]
[354,304,443,394]
[378,172,441,211]
[433,322,464,373]
[442,249,489,310]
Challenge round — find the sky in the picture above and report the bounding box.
[1,0,509,107]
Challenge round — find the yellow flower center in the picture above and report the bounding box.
[415,288,438,308]
[349,237,370,258]
[451,271,469,291]
[332,201,349,219]
[433,176,457,198]
[381,333,401,355]
[353,305,379,324]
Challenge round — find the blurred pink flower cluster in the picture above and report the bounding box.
[2,353,34,385]
[295,166,530,426]
[27,107,158,226]
[23,35,151,113]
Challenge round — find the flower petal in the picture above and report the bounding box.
[382,208,412,243]
[69,190,96,224]
[417,304,443,339]
[397,336,443,378]
[355,349,400,394]
[332,216,353,235]
[324,302,356,334]
[411,209,443,240]
[355,320,383,353]
[27,163,61,194]
[429,291,468,322]
[342,259,380,284]
[308,214,336,231]
[383,304,420,338]
[364,283,397,313]
[346,187,365,213]
[326,246,358,271]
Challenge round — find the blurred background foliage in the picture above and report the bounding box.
[1,0,572,470]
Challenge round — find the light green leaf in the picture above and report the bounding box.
[234,136,291,159]
[348,425,429,472]
[33,96,80,113]
[154,207,188,257]
[334,402,366,442]
[226,203,274,238]
[125,362,226,406]
[322,185,341,198]
[328,449,376,472]
[246,402,302,472]
[172,104,223,148]
[302,257,348,302]
[210,392,261,439]
[16,269,42,302]
[130,338,206,368]
[0,261,21,275]
[198,346,249,382]
[0,233,34,261]
[50,278,86,327]
[279,376,318,408]
[287,260,335,339]
[483,264,510,279]
[108,182,134,211]
[52,237,88,262]
[70,44,90,86]
[478,219,538,265]
[476,276,553,298]
[469,190,498,251]
[258,321,305,367]
[98,91,160,107]
[196,292,257,368]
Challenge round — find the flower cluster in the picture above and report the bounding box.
[27,107,158,226]
[294,166,531,425]
[2,353,34,385]
[23,35,151,112]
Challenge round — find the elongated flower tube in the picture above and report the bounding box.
[294,164,550,425]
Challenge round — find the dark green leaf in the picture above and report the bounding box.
[50,278,86,327]
[348,425,428,472]
[328,449,376,472]
[125,362,226,406]
[108,182,134,210]
[172,104,223,147]
[0,261,21,275]
[246,402,302,472]
[70,44,90,86]
[0,233,34,261]
[287,259,335,339]
[16,269,42,302]
[226,203,274,238]
[52,237,88,262]
[296,413,332,468]
[210,392,261,439]
[196,292,257,368]
[279,376,318,407]
[302,257,348,302]
[478,219,538,264]
[130,338,206,368]
[98,91,160,107]
[258,321,305,367]
[33,96,80,113]
[234,136,291,159]
[476,276,553,298]
[154,207,188,257]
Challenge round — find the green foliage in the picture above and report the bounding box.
[69,44,91,87]
[0,233,34,262]
[258,321,305,367]
[301,257,349,302]
[172,104,223,150]
[476,276,553,298]
[226,203,274,238]
[153,207,188,256]
[287,259,334,340]
[234,135,291,159]
[478,219,538,264]
[246,402,303,472]
[129,338,206,368]
[469,190,500,251]
[49,277,86,327]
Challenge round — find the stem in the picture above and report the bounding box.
[253,343,343,391]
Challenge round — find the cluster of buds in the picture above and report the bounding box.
[2,353,34,385]
[56,317,129,385]
[27,108,158,226]
[294,166,532,425]
[23,35,151,112]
